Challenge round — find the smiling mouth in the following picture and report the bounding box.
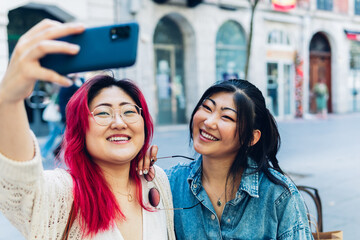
[107,136,130,142]
[200,130,219,141]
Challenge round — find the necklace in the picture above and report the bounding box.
[215,191,225,207]
[115,182,133,202]
[117,191,133,202]
[202,174,226,207]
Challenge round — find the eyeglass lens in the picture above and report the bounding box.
[144,167,160,207]
[92,104,141,125]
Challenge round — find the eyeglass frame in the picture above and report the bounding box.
[90,104,143,126]
[144,155,201,211]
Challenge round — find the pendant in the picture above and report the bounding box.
[217,199,222,207]
[128,194,133,202]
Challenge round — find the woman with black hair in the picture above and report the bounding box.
[141,79,312,239]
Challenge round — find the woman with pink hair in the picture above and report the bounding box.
[0,20,174,239]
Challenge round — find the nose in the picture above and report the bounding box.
[110,110,127,128]
[203,113,218,129]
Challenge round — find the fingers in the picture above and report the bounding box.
[145,145,158,172]
[29,22,85,48]
[36,68,74,86]
[138,145,158,176]
[20,19,62,39]
[14,40,77,87]
[19,20,85,50]
[16,23,84,63]
[11,20,84,86]
[150,145,158,164]
[137,157,144,176]
[29,39,80,62]
[0,19,84,104]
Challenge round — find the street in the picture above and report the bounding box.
[1,113,360,239]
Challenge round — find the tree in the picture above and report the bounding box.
[244,0,260,79]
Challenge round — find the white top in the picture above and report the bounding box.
[0,132,175,240]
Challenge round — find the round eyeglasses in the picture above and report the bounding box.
[91,104,142,126]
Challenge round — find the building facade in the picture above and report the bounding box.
[1,0,360,129]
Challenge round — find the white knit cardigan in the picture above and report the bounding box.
[0,132,175,240]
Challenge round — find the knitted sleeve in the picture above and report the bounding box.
[153,165,175,240]
[0,131,74,239]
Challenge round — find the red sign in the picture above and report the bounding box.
[344,30,360,41]
[272,0,296,11]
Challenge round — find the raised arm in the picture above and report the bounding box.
[0,19,84,161]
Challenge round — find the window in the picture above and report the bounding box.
[317,0,333,11]
[268,30,291,46]
[154,17,186,124]
[216,21,246,81]
[349,41,360,112]
[355,0,360,15]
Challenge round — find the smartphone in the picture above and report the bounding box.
[40,22,139,75]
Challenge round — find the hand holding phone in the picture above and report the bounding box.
[40,22,139,75]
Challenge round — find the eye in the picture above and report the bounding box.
[123,110,137,116]
[93,107,112,118]
[201,103,212,112]
[95,111,110,117]
[122,105,139,116]
[222,115,235,122]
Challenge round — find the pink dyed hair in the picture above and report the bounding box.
[62,75,154,236]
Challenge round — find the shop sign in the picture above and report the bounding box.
[272,0,296,11]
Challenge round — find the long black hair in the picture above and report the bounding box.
[189,79,287,192]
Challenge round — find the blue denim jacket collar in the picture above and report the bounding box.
[187,156,260,203]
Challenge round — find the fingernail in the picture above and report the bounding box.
[69,44,80,52]
[64,78,74,86]
[143,169,148,175]
[70,23,85,29]
[139,170,143,175]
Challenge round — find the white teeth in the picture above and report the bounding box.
[200,131,218,141]
[108,136,129,142]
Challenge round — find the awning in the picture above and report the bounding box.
[272,0,296,11]
[9,2,74,22]
[344,30,360,41]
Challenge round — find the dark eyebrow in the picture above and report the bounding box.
[204,97,216,105]
[206,97,237,114]
[221,107,237,114]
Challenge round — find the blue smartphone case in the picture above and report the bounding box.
[40,22,139,75]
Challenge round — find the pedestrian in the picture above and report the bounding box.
[41,84,63,160]
[140,79,313,239]
[0,20,175,239]
[313,79,329,119]
[52,73,84,158]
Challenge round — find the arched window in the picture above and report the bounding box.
[216,21,246,81]
[154,17,186,125]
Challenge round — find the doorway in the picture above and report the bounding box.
[309,33,332,113]
[266,62,294,117]
[154,17,186,125]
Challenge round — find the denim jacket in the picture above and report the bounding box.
[165,157,313,240]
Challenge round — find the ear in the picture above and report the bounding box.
[250,129,261,146]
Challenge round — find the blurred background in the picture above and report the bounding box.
[0,0,360,239]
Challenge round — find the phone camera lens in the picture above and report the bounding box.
[110,26,130,41]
